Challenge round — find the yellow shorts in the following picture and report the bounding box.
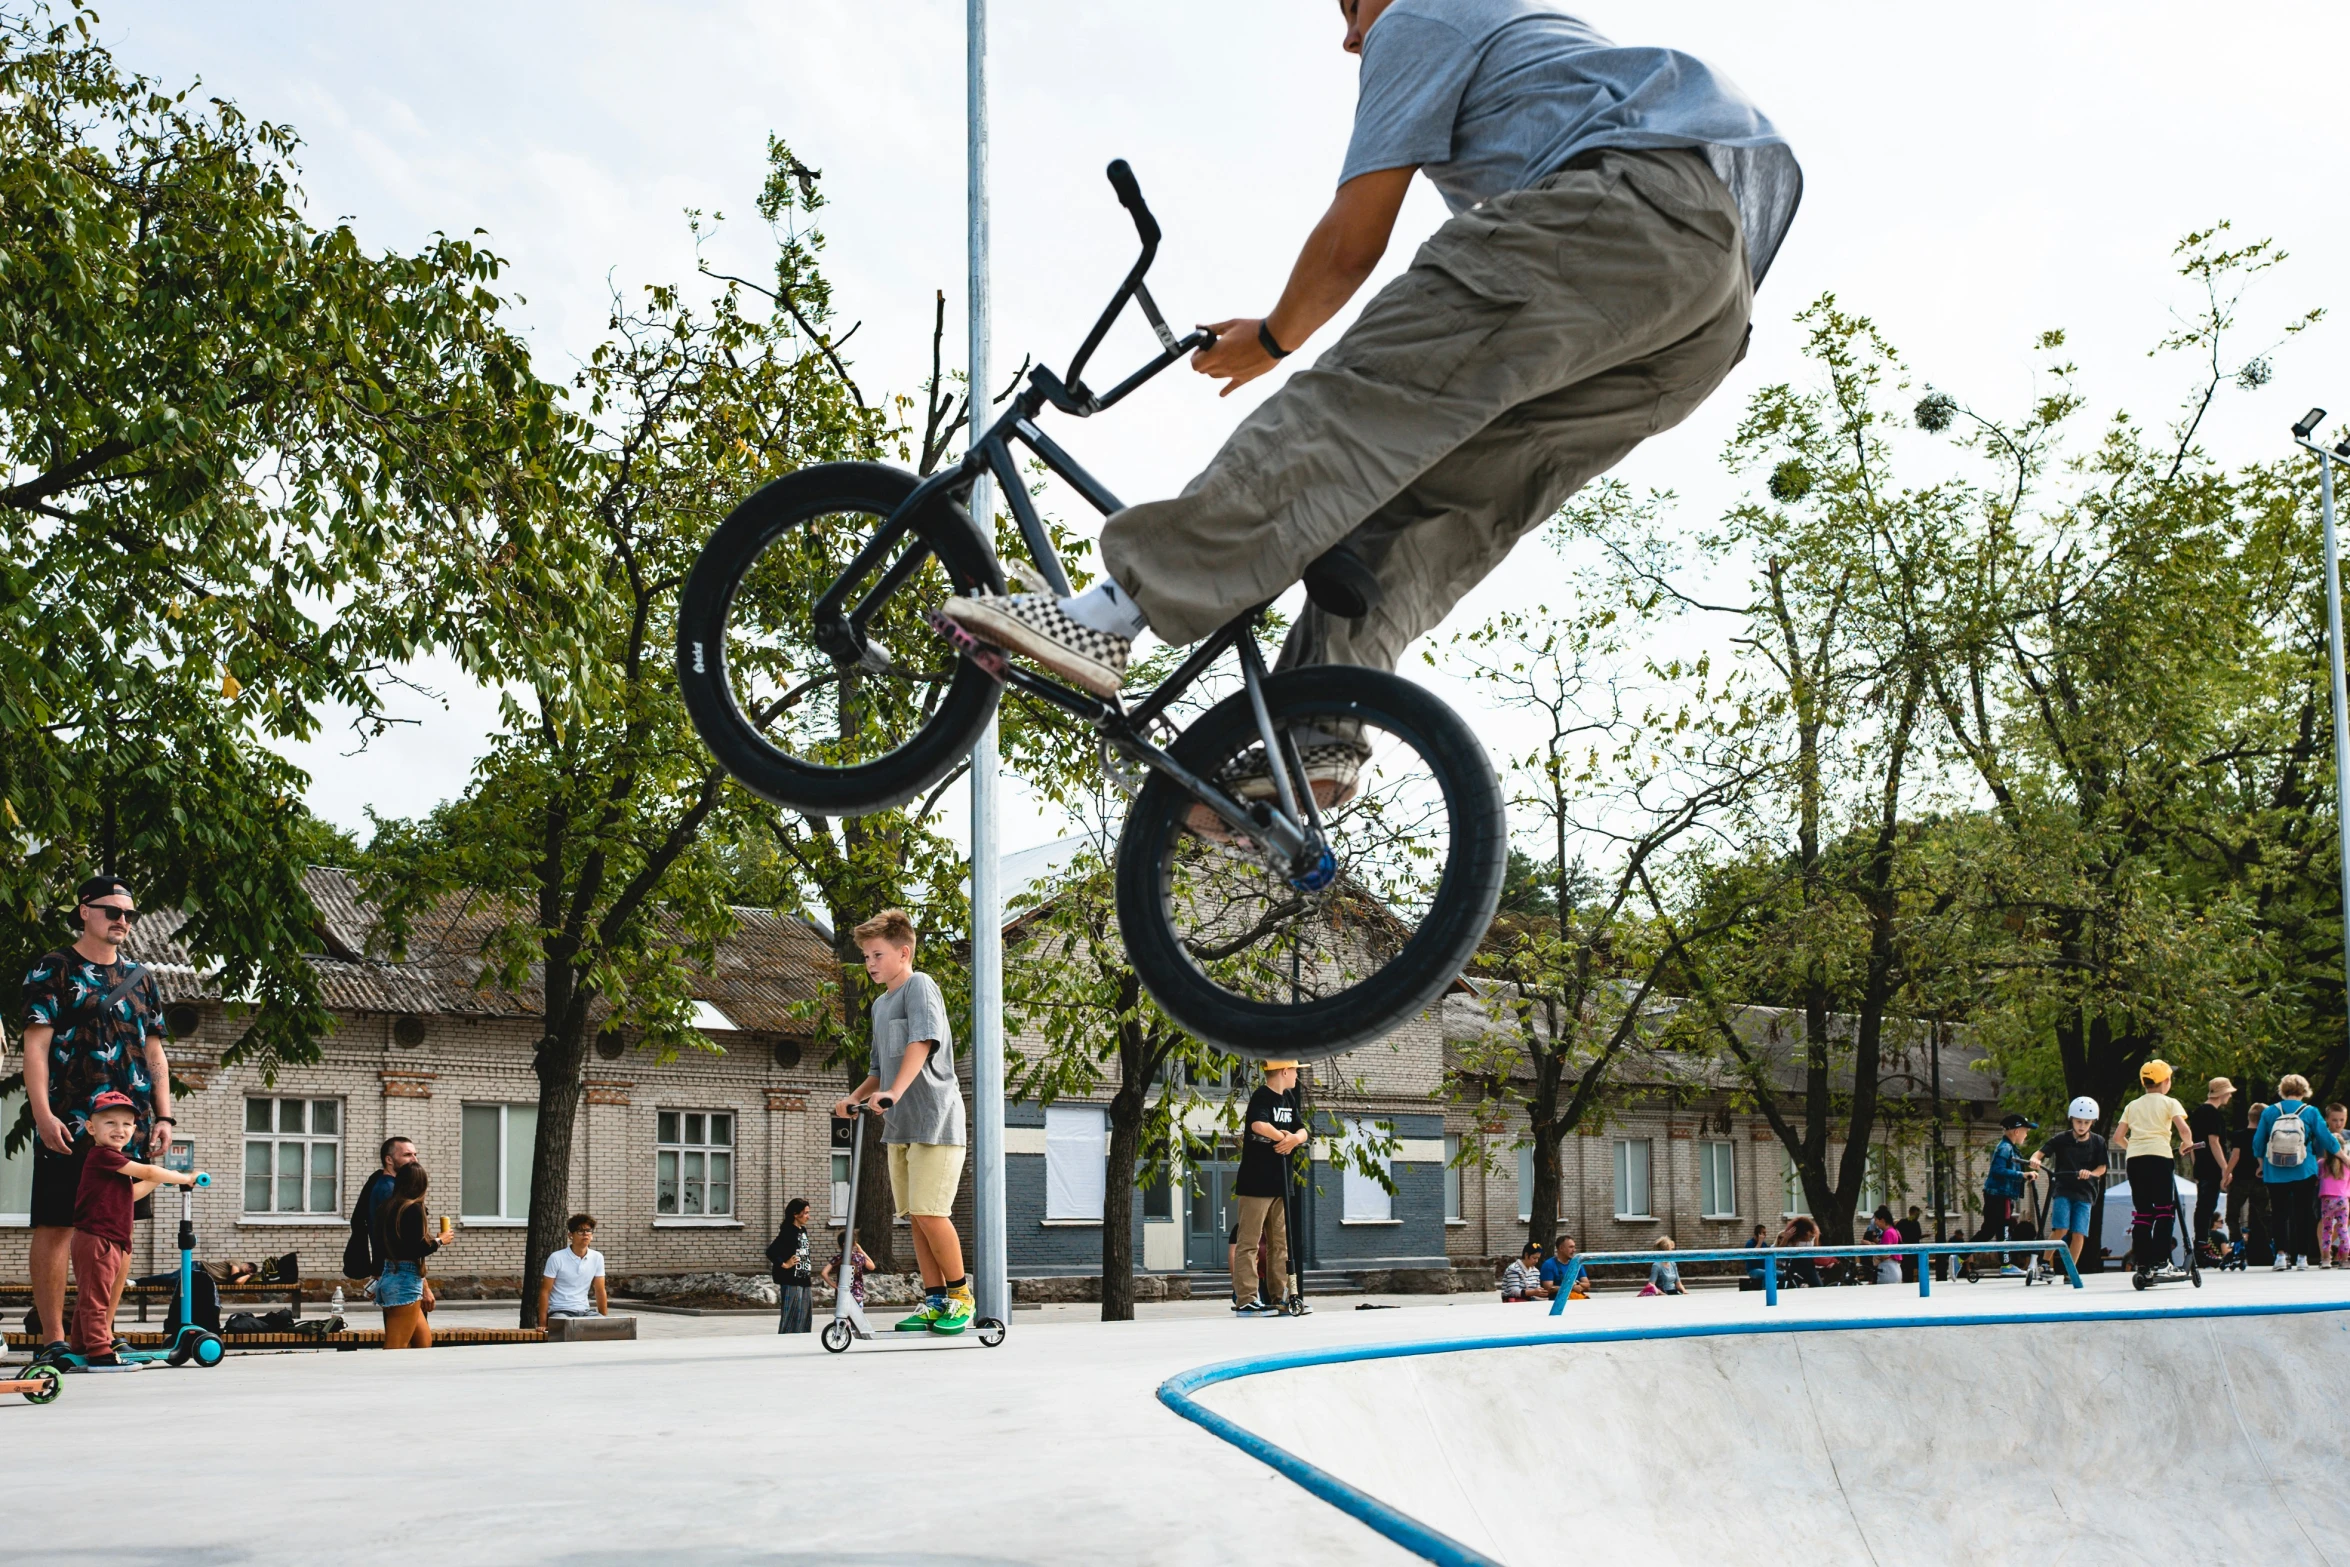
[887,1141,964,1219]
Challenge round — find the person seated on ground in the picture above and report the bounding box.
[1501,1241,1546,1301]
[1740,1223,1770,1291]
[536,1213,610,1329]
[2031,1097,2108,1272]
[1640,1236,1686,1297]
[1537,1233,1587,1302]
[1775,1216,1822,1288]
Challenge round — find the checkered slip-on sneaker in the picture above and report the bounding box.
[1216,733,1373,809]
[937,593,1129,698]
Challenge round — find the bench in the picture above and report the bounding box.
[4,1327,547,1352]
[543,1315,636,1342]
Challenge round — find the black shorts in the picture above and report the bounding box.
[29,1133,150,1228]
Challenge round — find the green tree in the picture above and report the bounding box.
[0,4,565,1083]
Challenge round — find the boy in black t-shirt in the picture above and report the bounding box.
[1232,1060,1308,1315]
[2186,1077,2234,1254]
[2031,1096,2109,1269]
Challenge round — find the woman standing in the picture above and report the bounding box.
[767,1197,814,1334]
[2114,1060,2194,1278]
[2256,1075,2343,1271]
[371,1163,440,1349]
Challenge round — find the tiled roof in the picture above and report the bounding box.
[125,867,837,1034]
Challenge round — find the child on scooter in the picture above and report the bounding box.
[2032,1097,2108,1271]
[71,1091,200,1367]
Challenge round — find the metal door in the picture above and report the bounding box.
[1185,1161,1238,1270]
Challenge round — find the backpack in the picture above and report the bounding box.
[2269,1106,2310,1169]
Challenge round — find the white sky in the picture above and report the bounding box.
[97,1,2350,853]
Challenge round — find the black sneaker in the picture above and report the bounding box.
[27,1340,70,1370]
[1230,1296,1270,1316]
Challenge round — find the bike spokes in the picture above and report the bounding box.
[725,503,967,773]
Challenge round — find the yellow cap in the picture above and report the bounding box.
[2139,1058,2173,1087]
[1262,1059,1300,1073]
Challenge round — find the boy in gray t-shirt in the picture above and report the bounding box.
[833,909,971,1333]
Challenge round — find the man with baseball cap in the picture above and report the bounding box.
[1973,1112,2037,1275]
[20,874,175,1367]
[1232,1060,1309,1315]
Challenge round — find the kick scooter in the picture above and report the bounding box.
[2131,1169,2203,1291]
[820,1106,1006,1353]
[0,1365,62,1404]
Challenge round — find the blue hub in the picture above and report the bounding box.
[1289,846,1337,892]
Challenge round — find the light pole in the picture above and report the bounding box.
[967,0,1008,1328]
[2294,407,2350,1082]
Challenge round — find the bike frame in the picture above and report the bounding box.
[808,161,1333,883]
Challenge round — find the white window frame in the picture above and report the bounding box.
[1699,1139,1739,1219]
[1443,1132,1463,1223]
[657,1109,735,1218]
[1044,1104,1108,1223]
[242,1096,343,1216]
[0,1090,34,1224]
[460,1102,538,1223]
[1784,1152,1810,1218]
[1517,1143,1535,1223]
[1612,1137,1653,1220]
[1340,1117,1395,1224]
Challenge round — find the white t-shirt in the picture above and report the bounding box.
[543,1245,605,1314]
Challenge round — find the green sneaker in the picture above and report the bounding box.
[930,1285,975,1335]
[895,1294,944,1332]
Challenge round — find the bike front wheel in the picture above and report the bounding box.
[1114,665,1505,1061]
[676,462,1004,816]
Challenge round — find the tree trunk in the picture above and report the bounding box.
[1102,1094,1141,1321]
[519,1023,589,1329]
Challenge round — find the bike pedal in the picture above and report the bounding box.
[928,610,1007,681]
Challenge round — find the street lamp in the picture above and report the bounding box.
[2293,408,2350,1078]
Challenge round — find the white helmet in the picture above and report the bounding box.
[2067,1096,2098,1121]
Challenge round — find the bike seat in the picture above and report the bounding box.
[1302,543,1382,621]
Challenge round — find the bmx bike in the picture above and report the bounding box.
[676,160,1504,1061]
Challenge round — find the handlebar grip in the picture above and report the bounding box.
[1106,158,1143,212]
[193,1172,211,1188]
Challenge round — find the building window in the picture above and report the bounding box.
[0,1090,34,1221]
[243,1097,341,1215]
[1612,1138,1653,1220]
[1045,1105,1108,1221]
[1517,1143,1534,1223]
[1699,1140,1738,1219]
[1141,1166,1173,1222]
[1443,1133,1463,1222]
[460,1103,538,1221]
[657,1110,733,1217]
[1341,1118,1393,1222]
[1784,1153,1810,1217]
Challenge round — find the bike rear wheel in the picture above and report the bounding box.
[676,462,1004,816]
[1114,666,1504,1060]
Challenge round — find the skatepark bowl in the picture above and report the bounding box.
[1167,1289,2350,1567]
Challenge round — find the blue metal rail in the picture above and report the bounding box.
[1549,1239,2081,1313]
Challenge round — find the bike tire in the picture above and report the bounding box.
[1114,665,1504,1060]
[676,462,1004,816]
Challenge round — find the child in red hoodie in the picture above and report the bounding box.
[72,1090,200,1366]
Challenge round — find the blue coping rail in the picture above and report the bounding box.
[1552,1238,2081,1314]
[1156,1298,2350,1567]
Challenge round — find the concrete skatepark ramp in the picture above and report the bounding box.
[1170,1302,2350,1566]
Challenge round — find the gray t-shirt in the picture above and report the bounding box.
[1341,0,1802,286]
[869,971,963,1147]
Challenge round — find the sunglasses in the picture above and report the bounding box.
[82,903,139,924]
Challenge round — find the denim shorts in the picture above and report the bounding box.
[2048,1194,2096,1234]
[375,1260,425,1308]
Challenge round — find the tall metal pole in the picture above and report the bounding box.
[966,0,1009,1328]
[2316,448,2350,1066]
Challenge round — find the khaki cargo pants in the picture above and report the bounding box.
[1101,148,1754,670]
[1232,1192,1290,1306]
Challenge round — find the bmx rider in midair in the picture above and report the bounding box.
[943,0,1802,806]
